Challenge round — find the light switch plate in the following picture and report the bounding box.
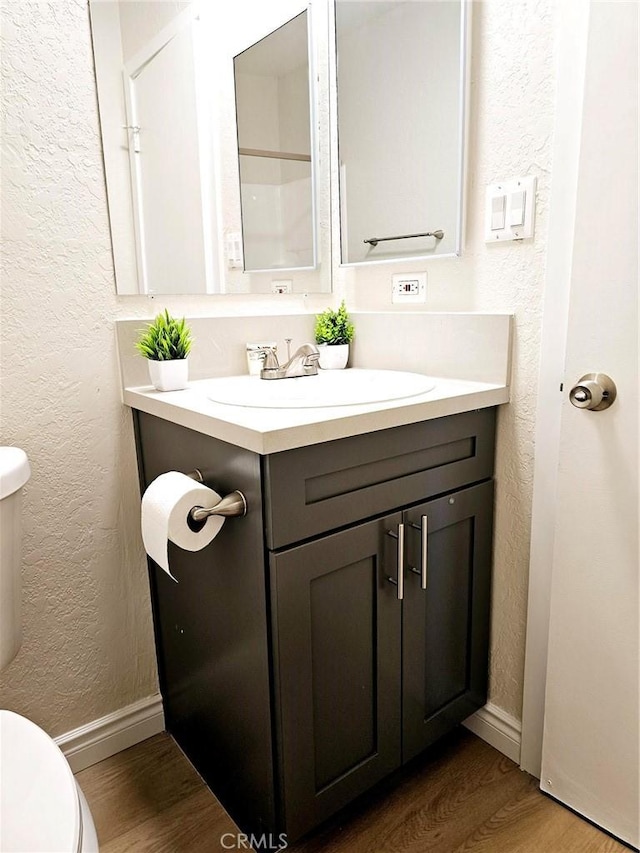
[485,176,537,243]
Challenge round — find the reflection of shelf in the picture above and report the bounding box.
[239,147,311,163]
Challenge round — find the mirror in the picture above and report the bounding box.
[89,0,330,295]
[89,0,469,294]
[333,0,468,265]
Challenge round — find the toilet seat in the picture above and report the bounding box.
[0,447,31,499]
[0,710,82,852]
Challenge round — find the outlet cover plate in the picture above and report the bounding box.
[392,272,427,303]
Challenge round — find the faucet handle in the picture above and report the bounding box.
[301,345,320,375]
[263,348,279,369]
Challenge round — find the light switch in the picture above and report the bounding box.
[485,176,536,243]
[510,190,526,227]
[491,195,506,230]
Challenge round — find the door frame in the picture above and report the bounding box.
[519,0,591,778]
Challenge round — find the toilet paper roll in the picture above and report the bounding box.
[141,471,225,581]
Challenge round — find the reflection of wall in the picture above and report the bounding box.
[282,172,313,264]
[118,1,191,63]
[279,64,311,182]
[235,74,281,182]
[239,180,284,268]
[240,174,312,270]
[236,59,313,270]
[337,2,460,261]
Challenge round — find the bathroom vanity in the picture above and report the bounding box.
[130,377,500,844]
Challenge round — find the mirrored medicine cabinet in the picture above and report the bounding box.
[89,0,469,296]
[333,0,468,265]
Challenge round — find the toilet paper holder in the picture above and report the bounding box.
[187,470,247,522]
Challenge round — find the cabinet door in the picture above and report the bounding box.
[271,513,403,841]
[402,481,494,763]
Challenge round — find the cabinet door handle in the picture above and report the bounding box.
[386,523,405,600]
[410,515,428,590]
[420,515,428,590]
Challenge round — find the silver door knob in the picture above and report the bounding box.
[569,373,617,411]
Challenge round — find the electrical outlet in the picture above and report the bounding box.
[272,280,292,294]
[392,273,427,304]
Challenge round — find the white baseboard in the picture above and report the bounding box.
[54,695,519,775]
[55,694,165,773]
[463,702,522,765]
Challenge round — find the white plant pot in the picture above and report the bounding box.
[318,343,349,370]
[147,358,189,391]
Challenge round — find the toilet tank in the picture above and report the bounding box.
[0,448,31,670]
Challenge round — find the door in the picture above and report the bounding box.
[270,514,402,841]
[123,13,211,294]
[540,2,638,847]
[402,482,494,762]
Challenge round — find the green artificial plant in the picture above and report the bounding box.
[314,301,355,346]
[135,309,193,361]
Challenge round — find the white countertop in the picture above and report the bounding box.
[124,372,509,455]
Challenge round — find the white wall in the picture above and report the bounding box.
[0,0,556,736]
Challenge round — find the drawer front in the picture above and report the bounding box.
[264,408,496,549]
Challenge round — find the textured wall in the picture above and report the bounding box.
[0,0,160,734]
[470,0,556,721]
[0,0,556,736]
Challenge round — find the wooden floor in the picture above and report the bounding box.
[76,729,628,853]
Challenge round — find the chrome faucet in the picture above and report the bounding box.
[260,343,320,380]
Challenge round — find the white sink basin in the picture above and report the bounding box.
[201,369,436,409]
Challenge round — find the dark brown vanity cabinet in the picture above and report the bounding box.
[133,407,496,844]
[270,481,493,839]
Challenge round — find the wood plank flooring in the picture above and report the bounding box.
[76,729,628,853]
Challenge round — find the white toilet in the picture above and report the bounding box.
[0,447,99,852]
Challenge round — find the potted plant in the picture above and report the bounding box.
[135,309,193,391]
[314,301,355,370]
